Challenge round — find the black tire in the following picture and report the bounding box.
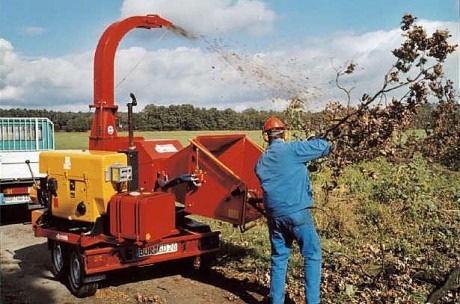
[67,248,98,298]
[50,240,67,280]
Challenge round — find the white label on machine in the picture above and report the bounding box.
[155,144,178,153]
[63,156,71,170]
[56,233,69,241]
[107,125,114,135]
[136,243,178,258]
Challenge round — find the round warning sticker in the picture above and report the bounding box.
[107,125,114,135]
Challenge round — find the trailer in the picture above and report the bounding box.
[31,15,265,298]
[0,117,54,207]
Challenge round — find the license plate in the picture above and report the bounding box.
[136,243,178,258]
[3,195,30,203]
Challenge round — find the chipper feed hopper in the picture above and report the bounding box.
[31,14,265,298]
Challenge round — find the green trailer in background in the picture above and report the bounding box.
[0,117,54,207]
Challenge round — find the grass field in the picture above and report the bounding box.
[51,129,460,303]
[56,129,428,150]
[55,130,264,150]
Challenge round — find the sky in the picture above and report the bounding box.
[0,0,459,113]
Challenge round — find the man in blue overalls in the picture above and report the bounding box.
[255,116,331,304]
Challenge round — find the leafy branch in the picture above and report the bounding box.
[305,14,459,186]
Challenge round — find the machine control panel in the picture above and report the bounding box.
[107,164,132,183]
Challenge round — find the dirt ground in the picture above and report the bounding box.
[0,206,267,304]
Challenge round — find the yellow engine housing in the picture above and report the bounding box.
[39,150,128,223]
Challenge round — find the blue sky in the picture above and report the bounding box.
[1,0,459,112]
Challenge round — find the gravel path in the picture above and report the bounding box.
[0,208,265,304]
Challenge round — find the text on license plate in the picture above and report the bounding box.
[136,243,178,258]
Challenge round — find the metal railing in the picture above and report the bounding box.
[0,117,55,151]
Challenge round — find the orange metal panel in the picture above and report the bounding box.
[161,134,265,226]
[109,192,176,243]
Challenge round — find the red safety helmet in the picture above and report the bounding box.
[263,116,286,133]
[262,117,286,142]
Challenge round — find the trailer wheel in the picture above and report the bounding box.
[67,248,98,298]
[50,240,67,280]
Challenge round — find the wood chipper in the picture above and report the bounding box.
[31,14,265,298]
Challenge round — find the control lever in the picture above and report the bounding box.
[25,160,40,189]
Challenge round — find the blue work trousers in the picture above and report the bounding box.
[267,209,321,304]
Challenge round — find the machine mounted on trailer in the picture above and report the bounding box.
[31,14,265,298]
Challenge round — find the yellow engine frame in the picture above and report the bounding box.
[39,150,128,223]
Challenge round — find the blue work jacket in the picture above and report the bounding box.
[255,138,331,218]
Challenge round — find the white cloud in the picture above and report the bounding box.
[113,45,263,109]
[20,26,46,36]
[0,39,24,101]
[284,19,459,110]
[120,0,276,36]
[0,39,93,111]
[0,85,24,100]
[0,17,457,113]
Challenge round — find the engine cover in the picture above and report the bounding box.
[39,150,128,223]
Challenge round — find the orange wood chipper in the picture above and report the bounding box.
[31,14,265,298]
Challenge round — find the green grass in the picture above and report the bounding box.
[53,129,460,303]
[54,132,90,150]
[55,130,264,150]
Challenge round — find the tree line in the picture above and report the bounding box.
[0,102,437,133]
